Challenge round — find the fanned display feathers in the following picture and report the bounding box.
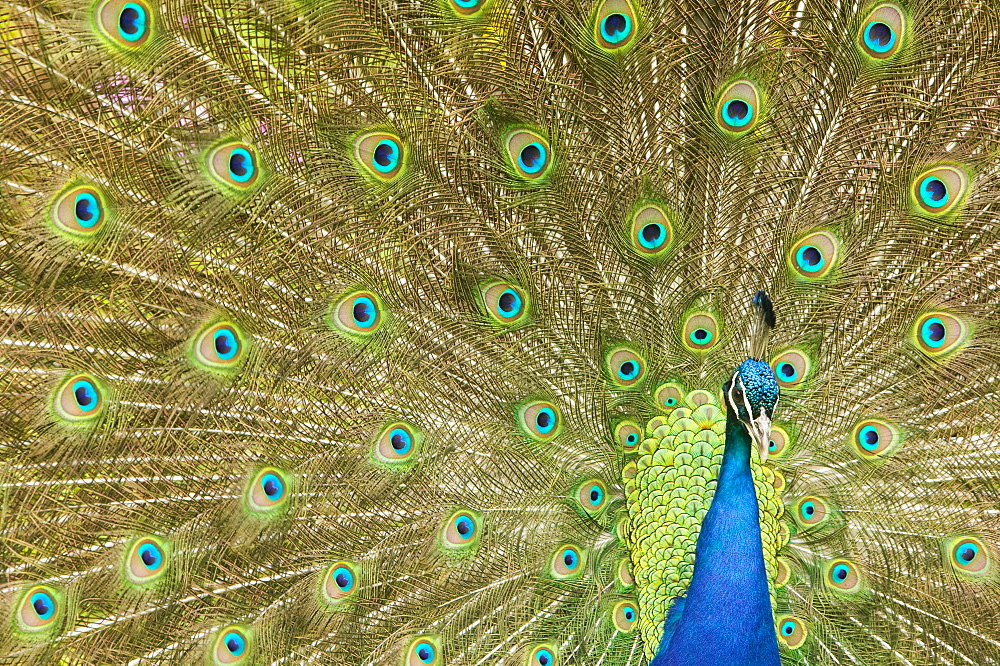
[2,0,1000,664]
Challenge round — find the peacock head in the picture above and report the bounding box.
[724,291,779,461]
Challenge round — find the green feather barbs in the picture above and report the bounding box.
[49,184,108,239]
[858,3,906,61]
[94,0,153,49]
[715,80,761,134]
[592,0,639,51]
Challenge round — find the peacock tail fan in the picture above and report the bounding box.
[1,0,999,664]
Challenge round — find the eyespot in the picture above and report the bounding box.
[322,561,358,605]
[213,626,251,665]
[125,536,168,586]
[374,422,421,464]
[825,559,862,593]
[353,131,406,181]
[443,510,480,549]
[716,80,761,134]
[945,536,992,577]
[615,420,642,453]
[50,185,109,238]
[628,203,673,259]
[654,383,684,411]
[775,557,792,586]
[526,645,558,666]
[767,425,790,459]
[16,586,62,634]
[449,0,485,16]
[593,0,638,50]
[850,418,900,459]
[682,312,719,352]
[481,282,529,326]
[606,346,646,387]
[776,616,807,649]
[191,322,246,371]
[207,142,260,190]
[575,479,608,513]
[53,373,105,423]
[617,558,634,587]
[518,401,561,440]
[912,311,969,357]
[246,467,290,514]
[788,230,839,279]
[771,349,810,388]
[771,469,786,492]
[550,545,584,578]
[794,496,829,528]
[331,290,384,337]
[95,0,153,48]
[858,3,906,60]
[407,637,441,666]
[505,129,552,180]
[612,600,638,632]
[911,165,968,216]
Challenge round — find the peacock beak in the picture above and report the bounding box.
[748,410,772,462]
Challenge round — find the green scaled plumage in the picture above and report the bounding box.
[2,0,1000,664]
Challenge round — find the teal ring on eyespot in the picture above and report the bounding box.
[351,297,377,328]
[955,541,979,564]
[623,605,636,621]
[795,245,825,272]
[777,362,798,382]
[332,566,354,591]
[454,0,481,7]
[454,515,475,540]
[600,13,632,44]
[372,139,400,173]
[497,288,523,318]
[689,328,713,345]
[137,542,162,569]
[118,3,147,42]
[768,439,777,452]
[638,222,666,249]
[224,632,245,656]
[535,407,556,434]
[562,548,579,569]
[617,360,640,381]
[260,473,284,500]
[588,485,604,507]
[227,148,255,183]
[213,329,239,360]
[864,21,896,53]
[72,379,99,412]
[534,649,554,666]
[920,317,946,348]
[74,192,100,228]
[415,641,436,664]
[664,397,676,407]
[389,428,412,454]
[858,425,880,451]
[30,592,55,620]
[831,564,850,581]
[919,177,949,207]
[781,621,796,636]
[518,142,547,174]
[626,433,638,445]
[800,501,816,519]
[721,99,753,127]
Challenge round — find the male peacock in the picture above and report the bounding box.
[1,0,999,664]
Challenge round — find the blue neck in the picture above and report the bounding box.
[651,410,780,666]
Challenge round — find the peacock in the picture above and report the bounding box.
[2,0,1000,663]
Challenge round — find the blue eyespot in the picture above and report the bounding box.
[776,362,798,382]
[800,501,815,519]
[617,360,640,381]
[454,515,475,540]
[958,542,979,563]
[260,473,284,500]
[858,425,880,451]
[600,13,632,44]
[863,21,896,54]
[138,542,162,569]
[30,592,55,620]
[533,648,554,666]
[627,433,637,444]
[919,177,948,208]
[227,148,255,183]
[623,606,635,621]
[920,317,946,348]
[562,548,578,569]
[518,142,547,174]
[497,288,523,318]
[372,139,401,174]
[535,407,556,434]
[72,379,99,412]
[118,3,147,42]
[74,192,100,228]
[454,0,481,7]
[638,222,667,249]
[351,296,377,329]
[224,631,245,656]
[689,328,713,345]
[333,566,354,591]
[389,428,412,454]
[781,621,796,636]
[588,485,603,506]
[721,99,752,127]
[213,328,239,360]
[794,245,825,272]
[832,564,849,581]
[415,641,436,664]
